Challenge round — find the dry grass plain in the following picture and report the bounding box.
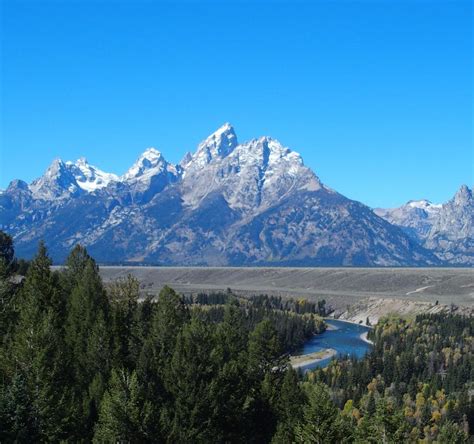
[99,267,474,311]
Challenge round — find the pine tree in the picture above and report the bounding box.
[61,244,96,293]
[93,368,155,443]
[139,285,189,391]
[207,303,249,442]
[64,257,111,438]
[18,241,64,320]
[0,372,35,442]
[246,319,286,442]
[160,317,217,441]
[294,383,345,443]
[149,285,189,364]
[0,231,14,270]
[0,258,17,349]
[108,274,140,369]
[213,302,247,361]
[271,367,306,443]
[134,286,190,438]
[9,242,71,441]
[369,397,411,443]
[247,319,285,378]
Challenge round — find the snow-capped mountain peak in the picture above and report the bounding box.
[123,148,175,182]
[121,148,180,202]
[374,198,443,239]
[29,158,82,200]
[202,123,238,156]
[66,157,118,192]
[184,123,238,171]
[141,147,164,161]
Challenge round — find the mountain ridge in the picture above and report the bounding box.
[0,124,470,266]
[375,184,473,265]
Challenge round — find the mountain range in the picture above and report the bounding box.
[1,124,472,266]
[375,185,473,265]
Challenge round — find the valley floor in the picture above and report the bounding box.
[98,266,474,322]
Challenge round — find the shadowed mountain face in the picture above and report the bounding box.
[375,185,474,265]
[0,123,456,266]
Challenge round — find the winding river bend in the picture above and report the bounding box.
[296,319,372,372]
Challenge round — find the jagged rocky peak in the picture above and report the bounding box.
[123,147,178,182]
[423,184,474,264]
[120,148,180,202]
[202,122,238,157]
[181,129,323,210]
[179,151,193,167]
[6,179,29,192]
[236,136,322,190]
[374,198,443,242]
[29,158,82,200]
[374,185,474,264]
[44,158,68,177]
[184,123,238,169]
[239,136,305,169]
[453,184,472,205]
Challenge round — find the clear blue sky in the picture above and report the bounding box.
[1,0,472,208]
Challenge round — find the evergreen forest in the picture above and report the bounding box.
[0,232,472,443]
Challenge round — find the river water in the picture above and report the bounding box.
[297,319,372,372]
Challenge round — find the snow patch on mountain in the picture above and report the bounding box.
[406,200,442,211]
[67,158,119,192]
[376,185,474,264]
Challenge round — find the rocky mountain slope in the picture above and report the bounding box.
[0,124,461,266]
[375,185,473,265]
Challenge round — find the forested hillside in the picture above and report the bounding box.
[0,232,472,442]
[311,315,474,442]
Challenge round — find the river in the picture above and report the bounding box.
[295,319,372,372]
